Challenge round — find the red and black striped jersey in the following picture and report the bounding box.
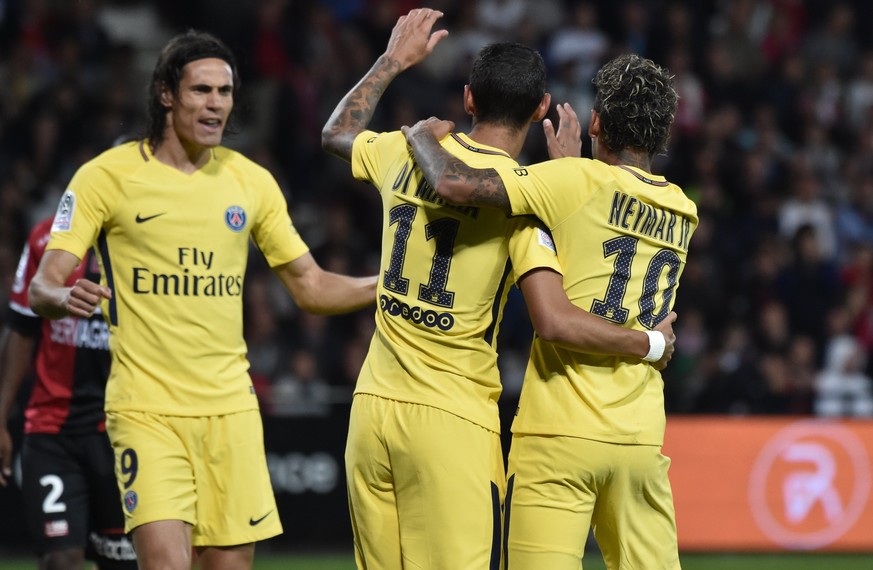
[7,218,110,435]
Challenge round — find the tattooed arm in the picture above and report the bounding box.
[321,8,448,162]
[403,118,513,214]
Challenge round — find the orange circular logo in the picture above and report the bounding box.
[748,420,871,549]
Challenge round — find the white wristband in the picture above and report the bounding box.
[643,331,666,362]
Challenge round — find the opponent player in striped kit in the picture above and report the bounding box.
[0,217,136,569]
[406,53,697,569]
[323,10,676,569]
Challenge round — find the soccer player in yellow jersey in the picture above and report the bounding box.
[323,10,677,570]
[27,31,377,570]
[405,54,697,569]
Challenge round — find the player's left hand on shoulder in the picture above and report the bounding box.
[402,117,455,143]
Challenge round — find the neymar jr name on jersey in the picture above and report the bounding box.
[608,190,693,252]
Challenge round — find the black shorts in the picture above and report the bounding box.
[20,432,137,569]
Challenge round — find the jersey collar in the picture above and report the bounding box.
[615,164,669,187]
[450,133,512,159]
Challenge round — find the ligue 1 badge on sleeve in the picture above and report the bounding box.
[537,227,556,253]
[52,190,76,232]
[224,205,247,232]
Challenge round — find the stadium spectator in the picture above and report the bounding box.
[405,52,693,569]
[0,218,136,569]
[269,349,331,417]
[323,9,676,569]
[26,30,376,570]
[545,3,608,87]
[473,0,527,39]
[776,223,841,346]
[835,178,873,260]
[801,2,858,79]
[815,308,873,417]
[844,51,873,132]
[692,321,761,415]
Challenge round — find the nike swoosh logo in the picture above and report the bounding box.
[135,212,166,223]
[249,511,273,526]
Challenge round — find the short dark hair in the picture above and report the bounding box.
[468,43,546,130]
[145,30,240,148]
[593,54,678,156]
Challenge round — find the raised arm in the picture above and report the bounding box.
[403,118,512,214]
[30,250,111,320]
[273,252,377,315]
[321,8,448,162]
[518,268,676,369]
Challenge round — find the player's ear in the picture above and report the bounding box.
[588,109,600,138]
[531,93,551,122]
[159,82,174,108]
[463,85,476,116]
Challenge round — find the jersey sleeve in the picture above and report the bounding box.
[251,169,310,268]
[351,130,408,186]
[506,217,563,282]
[46,162,116,260]
[494,158,601,228]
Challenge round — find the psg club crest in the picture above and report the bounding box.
[225,205,247,232]
[124,490,138,512]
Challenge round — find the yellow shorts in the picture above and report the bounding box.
[346,394,504,570]
[506,434,679,570]
[105,410,282,546]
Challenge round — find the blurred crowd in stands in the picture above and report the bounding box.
[1,0,872,418]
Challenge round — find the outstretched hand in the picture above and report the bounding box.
[544,103,582,159]
[651,311,677,371]
[402,117,455,144]
[384,8,449,71]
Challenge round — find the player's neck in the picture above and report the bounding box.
[152,134,214,174]
[600,148,653,173]
[467,122,529,160]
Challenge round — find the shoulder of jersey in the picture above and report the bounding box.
[681,189,699,216]
[212,145,260,168]
[82,140,146,171]
[214,146,278,187]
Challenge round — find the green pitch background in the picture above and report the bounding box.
[252,552,869,569]
[1,552,871,569]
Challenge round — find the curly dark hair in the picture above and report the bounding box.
[592,54,677,156]
[144,30,240,148]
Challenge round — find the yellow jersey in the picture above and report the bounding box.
[351,131,561,432]
[47,141,309,415]
[495,158,698,445]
